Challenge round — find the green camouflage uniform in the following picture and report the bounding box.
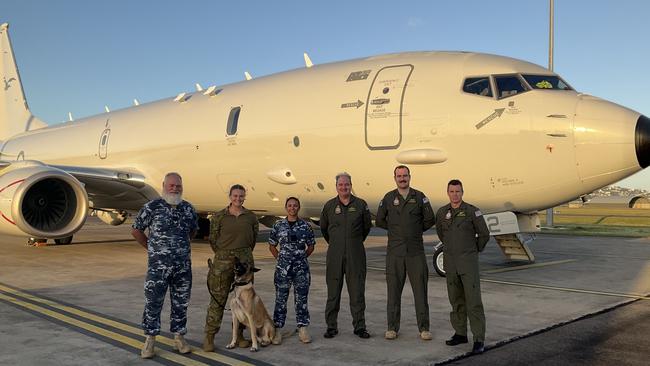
[204,206,258,335]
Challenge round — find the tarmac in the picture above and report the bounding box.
[0,217,648,365]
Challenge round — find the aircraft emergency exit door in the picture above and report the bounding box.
[365,65,413,150]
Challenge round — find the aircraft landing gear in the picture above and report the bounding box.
[27,238,48,246]
[54,236,73,245]
[196,217,210,240]
[433,242,445,277]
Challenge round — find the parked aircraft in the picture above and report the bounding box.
[1,23,648,274]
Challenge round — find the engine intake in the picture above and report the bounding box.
[0,162,88,238]
[21,178,78,231]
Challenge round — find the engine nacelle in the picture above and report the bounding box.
[95,209,128,226]
[0,161,89,238]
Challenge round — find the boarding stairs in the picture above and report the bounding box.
[494,233,536,262]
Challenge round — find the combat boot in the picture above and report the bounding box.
[174,333,191,354]
[202,332,215,352]
[298,326,311,343]
[271,328,282,345]
[237,328,251,348]
[384,330,398,340]
[141,335,155,359]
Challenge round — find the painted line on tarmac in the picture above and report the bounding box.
[0,291,209,366]
[481,259,577,274]
[479,278,649,300]
[0,283,268,366]
[534,249,650,260]
[309,259,649,300]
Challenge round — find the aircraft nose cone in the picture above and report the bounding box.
[635,115,650,168]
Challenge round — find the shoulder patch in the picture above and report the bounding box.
[379,200,383,207]
[423,197,429,204]
[475,210,482,217]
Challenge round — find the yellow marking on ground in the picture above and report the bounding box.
[0,284,255,366]
[482,259,577,274]
[0,292,208,366]
[480,279,650,300]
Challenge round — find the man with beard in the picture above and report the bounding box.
[132,172,198,359]
[376,165,435,341]
[320,172,372,339]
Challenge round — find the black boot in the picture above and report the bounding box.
[445,334,468,346]
[323,328,338,338]
[472,341,485,354]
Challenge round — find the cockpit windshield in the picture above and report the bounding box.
[462,73,575,100]
[521,74,573,90]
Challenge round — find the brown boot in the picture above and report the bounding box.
[237,328,251,348]
[174,333,191,354]
[202,332,215,352]
[141,335,155,359]
[298,326,312,344]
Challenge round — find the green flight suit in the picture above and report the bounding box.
[376,188,435,332]
[320,195,372,332]
[435,201,490,342]
[204,206,259,335]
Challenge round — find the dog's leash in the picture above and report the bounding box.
[206,258,253,310]
[207,258,230,310]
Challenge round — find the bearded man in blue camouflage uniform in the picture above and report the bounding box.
[132,172,198,359]
[268,197,315,344]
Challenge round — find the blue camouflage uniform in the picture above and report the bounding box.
[269,218,315,328]
[132,198,198,336]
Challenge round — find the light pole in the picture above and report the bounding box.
[546,0,555,227]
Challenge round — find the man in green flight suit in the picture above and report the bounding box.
[376,165,435,341]
[435,179,490,354]
[320,172,373,339]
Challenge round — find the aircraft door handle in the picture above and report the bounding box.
[371,98,390,105]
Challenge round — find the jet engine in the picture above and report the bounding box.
[0,161,88,238]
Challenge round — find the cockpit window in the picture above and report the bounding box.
[462,77,493,97]
[494,75,529,99]
[521,74,573,90]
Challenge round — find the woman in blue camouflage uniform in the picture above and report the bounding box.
[269,197,315,344]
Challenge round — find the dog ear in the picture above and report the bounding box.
[252,267,261,273]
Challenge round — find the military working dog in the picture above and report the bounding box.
[227,257,276,352]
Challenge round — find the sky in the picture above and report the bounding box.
[1,0,649,189]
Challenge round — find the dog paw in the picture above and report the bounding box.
[250,346,259,352]
[226,342,236,349]
[260,340,270,347]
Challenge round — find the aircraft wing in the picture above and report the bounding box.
[52,165,159,210]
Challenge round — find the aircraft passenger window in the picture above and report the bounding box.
[494,75,529,99]
[226,107,241,135]
[521,74,573,90]
[462,77,493,97]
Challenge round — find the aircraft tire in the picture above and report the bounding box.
[196,217,210,239]
[433,245,445,277]
[54,236,73,245]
